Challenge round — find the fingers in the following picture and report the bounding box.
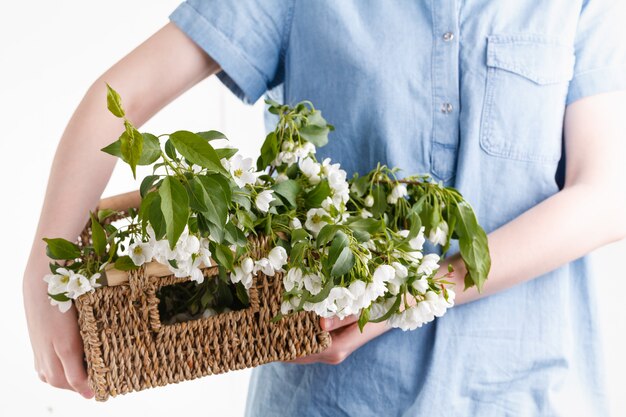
[55,342,94,399]
[320,314,358,331]
[289,320,391,365]
[39,355,72,391]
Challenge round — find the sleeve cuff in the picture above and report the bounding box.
[566,66,626,106]
[169,2,268,104]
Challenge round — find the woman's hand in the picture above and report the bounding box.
[289,316,391,365]
[23,277,93,398]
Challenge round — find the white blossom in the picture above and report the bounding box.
[275,151,297,166]
[364,194,374,207]
[268,246,288,272]
[305,208,329,236]
[88,272,102,289]
[294,142,316,158]
[361,209,373,219]
[255,190,275,213]
[253,258,275,276]
[298,157,321,184]
[387,262,408,295]
[412,277,429,293]
[44,268,72,295]
[229,154,258,188]
[66,273,92,299]
[428,222,449,246]
[231,257,254,289]
[387,183,408,204]
[290,217,302,229]
[129,242,153,266]
[303,273,323,295]
[418,253,440,276]
[50,298,73,313]
[283,267,304,292]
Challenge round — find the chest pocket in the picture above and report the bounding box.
[480,34,575,163]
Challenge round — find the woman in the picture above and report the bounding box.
[23,1,626,415]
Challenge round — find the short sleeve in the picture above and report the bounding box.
[169,0,294,104]
[566,0,626,105]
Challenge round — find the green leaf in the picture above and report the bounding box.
[224,222,247,247]
[290,227,309,243]
[231,192,251,211]
[315,224,339,248]
[299,124,330,147]
[196,175,229,227]
[215,147,238,160]
[164,139,178,160]
[352,230,371,242]
[207,220,225,243]
[305,180,331,209]
[169,130,226,174]
[100,139,122,159]
[235,282,250,305]
[139,133,161,165]
[328,231,350,265]
[149,194,167,240]
[214,243,234,271]
[90,212,107,257]
[42,238,81,260]
[357,307,370,332]
[346,218,383,235]
[119,126,143,179]
[159,176,190,250]
[48,292,71,302]
[188,177,209,213]
[454,201,491,292]
[105,83,125,118]
[350,174,369,197]
[196,130,227,141]
[257,131,278,170]
[97,208,117,223]
[204,173,232,202]
[330,246,355,277]
[289,241,308,265]
[114,255,140,271]
[272,179,300,207]
[370,185,388,218]
[140,175,160,198]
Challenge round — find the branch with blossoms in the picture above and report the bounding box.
[42,87,490,332]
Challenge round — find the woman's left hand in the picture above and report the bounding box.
[288,316,391,365]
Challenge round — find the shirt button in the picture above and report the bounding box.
[443,32,455,42]
[441,103,453,114]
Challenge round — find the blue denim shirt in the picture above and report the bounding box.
[170,1,626,415]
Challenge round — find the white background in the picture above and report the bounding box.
[1,1,624,416]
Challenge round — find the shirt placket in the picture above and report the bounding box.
[430,0,460,183]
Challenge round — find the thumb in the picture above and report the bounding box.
[321,314,358,331]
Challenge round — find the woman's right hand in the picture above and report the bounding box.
[23,273,93,398]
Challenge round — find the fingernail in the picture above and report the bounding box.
[323,318,333,330]
[81,389,94,399]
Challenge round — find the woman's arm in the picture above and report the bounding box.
[300,91,626,365]
[22,22,220,397]
[452,90,626,304]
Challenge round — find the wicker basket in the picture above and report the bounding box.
[73,191,331,401]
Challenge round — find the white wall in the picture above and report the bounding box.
[1,1,624,416]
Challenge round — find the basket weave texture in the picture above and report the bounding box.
[74,201,331,401]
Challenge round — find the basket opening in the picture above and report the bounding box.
[156,275,249,325]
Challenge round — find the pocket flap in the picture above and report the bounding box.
[487,34,575,85]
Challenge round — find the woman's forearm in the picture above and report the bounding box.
[446,182,626,305]
[23,22,219,291]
